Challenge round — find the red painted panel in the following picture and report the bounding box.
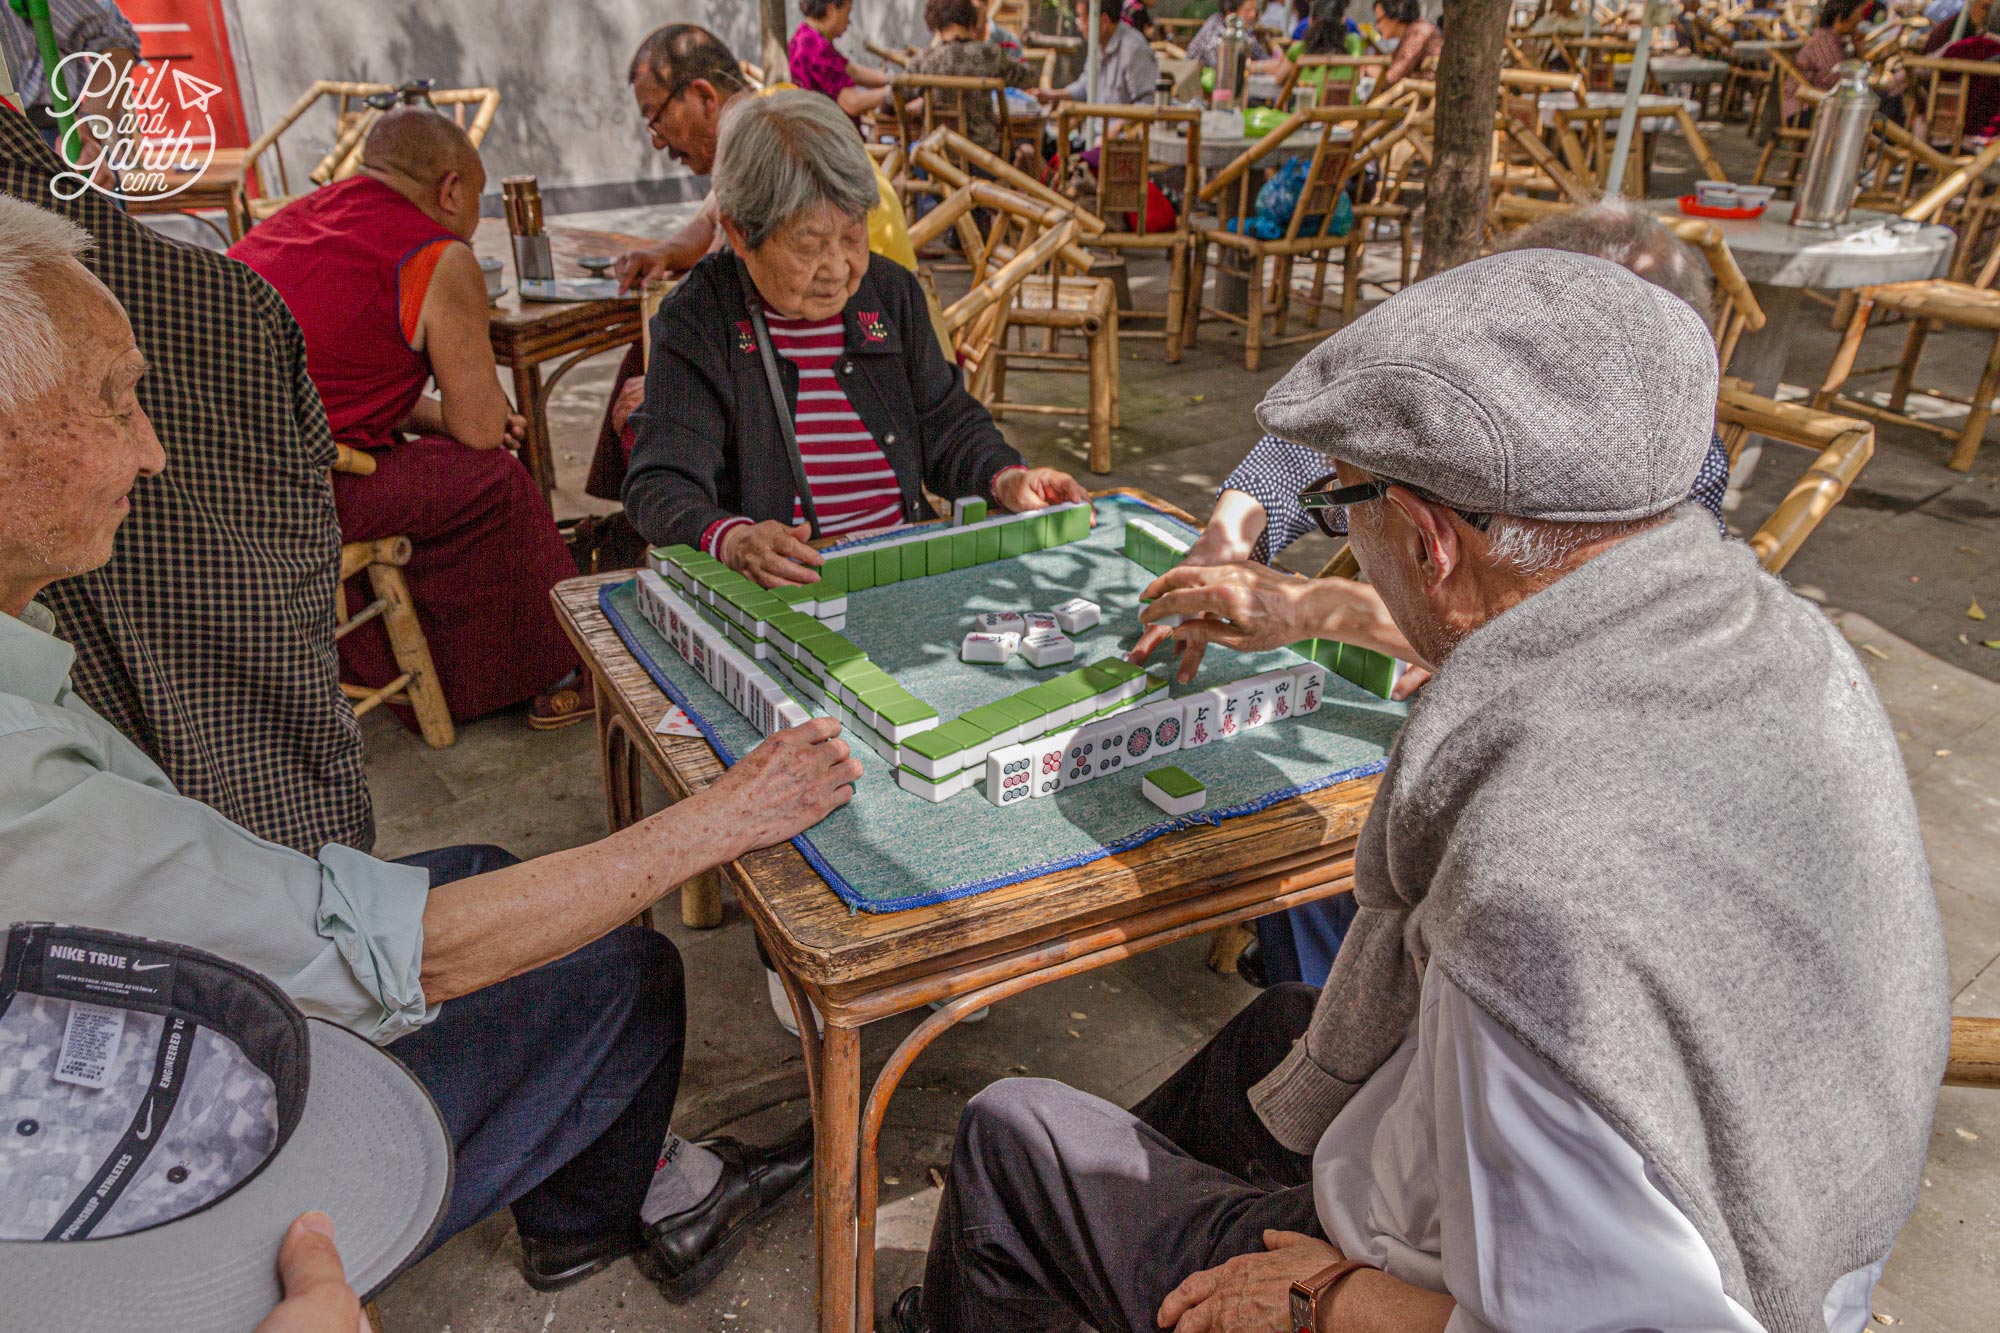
[115,0,250,149]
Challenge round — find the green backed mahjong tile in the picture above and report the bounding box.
[774,584,817,608]
[999,517,1029,559]
[1339,645,1397,699]
[825,657,880,690]
[1147,765,1205,799]
[770,609,819,642]
[1049,672,1097,708]
[1058,503,1092,545]
[958,702,1016,738]
[808,548,848,592]
[906,720,978,765]
[975,526,1002,563]
[874,693,940,728]
[926,534,956,576]
[1085,658,1145,688]
[992,695,1043,735]
[808,634,867,668]
[739,590,787,621]
[844,667,898,700]
[651,543,696,568]
[952,531,977,568]
[872,546,902,587]
[900,541,929,582]
[1014,682,1064,718]
[844,552,873,592]
[1030,511,1058,549]
[957,497,988,525]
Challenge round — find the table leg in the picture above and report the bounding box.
[509,359,556,498]
[601,709,643,834]
[817,1023,863,1333]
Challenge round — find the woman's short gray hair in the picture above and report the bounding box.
[0,196,93,414]
[713,91,879,250]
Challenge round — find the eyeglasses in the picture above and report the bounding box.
[644,88,683,137]
[1296,473,1491,540]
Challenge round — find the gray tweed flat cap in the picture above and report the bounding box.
[1254,249,1718,522]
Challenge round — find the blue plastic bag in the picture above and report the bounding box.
[1234,156,1354,240]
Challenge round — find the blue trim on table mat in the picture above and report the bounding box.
[599,494,1396,913]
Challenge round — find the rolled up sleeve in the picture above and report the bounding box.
[0,715,435,1042]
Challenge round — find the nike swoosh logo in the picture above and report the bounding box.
[131,962,169,972]
[135,1099,154,1141]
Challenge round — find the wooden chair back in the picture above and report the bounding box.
[888,73,1011,188]
[243,81,500,222]
[1019,45,1061,90]
[1663,216,1766,371]
[1053,104,1202,241]
[1197,105,1406,243]
[1904,54,1998,156]
[1714,387,1873,573]
[1273,54,1388,110]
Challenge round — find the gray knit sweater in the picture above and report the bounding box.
[1249,509,1948,1331]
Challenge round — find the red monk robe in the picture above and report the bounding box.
[231,175,580,727]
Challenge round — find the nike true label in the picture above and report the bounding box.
[54,1001,125,1089]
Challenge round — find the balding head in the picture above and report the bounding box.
[358,108,486,240]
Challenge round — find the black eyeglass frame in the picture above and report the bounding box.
[1296,473,1492,539]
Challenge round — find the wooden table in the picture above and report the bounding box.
[470,217,654,499]
[549,489,1382,1333]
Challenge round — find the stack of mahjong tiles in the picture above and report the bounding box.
[648,544,851,645]
[1287,638,1404,700]
[1123,516,1192,577]
[985,657,1336,810]
[634,571,811,736]
[900,657,1162,802]
[805,498,1092,593]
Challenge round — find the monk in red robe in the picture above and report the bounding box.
[231,109,590,729]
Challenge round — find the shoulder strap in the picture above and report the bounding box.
[738,256,822,539]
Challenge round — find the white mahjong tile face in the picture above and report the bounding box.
[1034,744,1064,795]
[1270,675,1294,720]
[1242,683,1269,729]
[1216,694,1241,740]
[1124,716,1155,761]
[1064,733,1096,784]
[1184,698,1215,748]
[1153,708,1183,750]
[1093,723,1129,775]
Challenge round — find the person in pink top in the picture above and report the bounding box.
[789,0,893,124]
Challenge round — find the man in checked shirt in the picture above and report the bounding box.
[1128,199,1736,988]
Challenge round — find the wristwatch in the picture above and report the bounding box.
[1289,1259,1375,1333]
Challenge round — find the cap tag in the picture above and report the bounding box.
[39,937,177,1007]
[53,1001,126,1089]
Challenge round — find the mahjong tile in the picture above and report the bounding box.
[1149,699,1185,754]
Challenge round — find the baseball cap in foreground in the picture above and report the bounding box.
[0,923,451,1331]
[1255,249,1718,523]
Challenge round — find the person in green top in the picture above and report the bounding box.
[1277,0,1367,99]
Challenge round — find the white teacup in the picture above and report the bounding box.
[478,257,504,299]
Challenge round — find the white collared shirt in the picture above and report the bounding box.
[1312,967,1884,1331]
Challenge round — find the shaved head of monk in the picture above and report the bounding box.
[359,107,487,242]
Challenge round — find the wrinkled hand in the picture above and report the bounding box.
[992,466,1090,514]
[609,377,648,436]
[706,718,863,851]
[721,520,825,588]
[614,246,669,294]
[1126,529,1254,683]
[503,413,528,448]
[1156,1230,1343,1333]
[1132,562,1320,683]
[254,1213,364,1333]
[1391,665,1431,700]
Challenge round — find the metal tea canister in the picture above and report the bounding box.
[1790,60,1877,230]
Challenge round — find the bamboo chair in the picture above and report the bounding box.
[887,73,1015,198]
[909,152,1122,472]
[1187,105,1406,370]
[1019,45,1061,91]
[866,40,916,69]
[1053,104,1204,361]
[1751,51,1817,196]
[1709,387,1874,572]
[1550,101,1729,196]
[241,82,501,224]
[1272,53,1389,109]
[330,446,454,747]
[1491,68,1593,198]
[1814,233,2000,471]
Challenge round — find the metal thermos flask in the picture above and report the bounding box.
[1215,15,1252,107]
[1790,60,1877,229]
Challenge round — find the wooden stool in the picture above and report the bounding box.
[332,447,455,746]
[987,274,1121,474]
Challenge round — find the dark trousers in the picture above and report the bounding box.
[1254,895,1359,988]
[387,845,685,1252]
[922,985,1321,1333]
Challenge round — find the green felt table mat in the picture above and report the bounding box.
[601,496,1406,911]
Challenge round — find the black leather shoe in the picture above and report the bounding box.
[518,1224,643,1292]
[890,1285,930,1333]
[645,1121,815,1300]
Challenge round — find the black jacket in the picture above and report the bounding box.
[624,252,1022,549]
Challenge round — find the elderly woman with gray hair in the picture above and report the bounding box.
[625,91,1086,587]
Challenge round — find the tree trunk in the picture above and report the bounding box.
[1416,0,1511,278]
[761,0,790,82]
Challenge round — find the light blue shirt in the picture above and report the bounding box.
[0,603,434,1042]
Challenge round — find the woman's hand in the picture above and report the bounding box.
[993,466,1090,513]
[721,520,825,588]
[614,245,669,295]
[1156,1230,1344,1332]
[700,718,863,855]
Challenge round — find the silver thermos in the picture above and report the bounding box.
[1791,60,1877,229]
[1215,14,1252,108]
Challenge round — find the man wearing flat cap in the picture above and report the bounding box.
[891,251,1948,1333]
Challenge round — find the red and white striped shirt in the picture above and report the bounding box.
[701,310,906,556]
